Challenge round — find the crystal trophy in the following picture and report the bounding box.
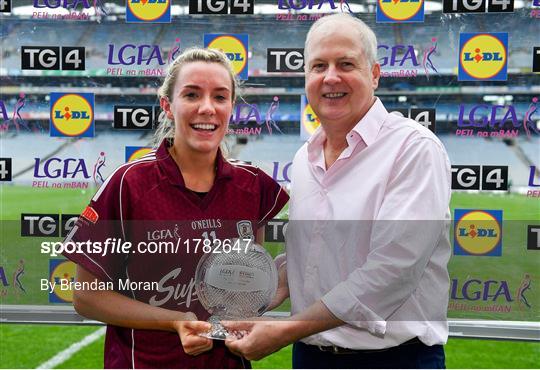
[194,239,278,340]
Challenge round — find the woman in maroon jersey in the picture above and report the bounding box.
[63,48,289,368]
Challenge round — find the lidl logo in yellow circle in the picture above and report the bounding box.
[459,33,508,81]
[204,34,249,80]
[300,95,320,140]
[454,209,503,256]
[125,146,153,162]
[376,0,424,23]
[126,0,171,23]
[49,259,76,303]
[50,93,94,138]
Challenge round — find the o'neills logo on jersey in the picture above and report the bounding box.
[191,219,222,230]
[148,267,197,308]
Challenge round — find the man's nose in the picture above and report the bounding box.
[323,65,341,84]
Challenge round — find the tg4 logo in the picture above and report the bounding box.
[0,0,11,12]
[390,108,436,133]
[189,0,254,14]
[443,0,514,13]
[451,165,508,191]
[21,46,85,71]
[0,158,12,181]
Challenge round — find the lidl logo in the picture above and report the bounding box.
[204,34,248,80]
[454,209,503,256]
[49,259,76,303]
[126,0,171,23]
[300,95,320,140]
[125,146,153,162]
[376,0,424,23]
[50,93,94,138]
[458,33,508,81]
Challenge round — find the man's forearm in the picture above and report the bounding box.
[281,300,344,343]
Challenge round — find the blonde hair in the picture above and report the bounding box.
[152,47,238,148]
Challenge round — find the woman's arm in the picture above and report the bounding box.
[73,265,213,356]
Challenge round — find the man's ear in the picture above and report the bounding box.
[371,63,381,90]
[160,96,174,120]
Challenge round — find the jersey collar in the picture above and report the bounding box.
[156,139,233,188]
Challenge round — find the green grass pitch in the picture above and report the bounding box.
[0,185,539,368]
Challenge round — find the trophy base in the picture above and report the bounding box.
[198,316,237,341]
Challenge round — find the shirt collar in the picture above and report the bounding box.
[156,139,233,188]
[351,97,386,147]
[306,97,387,162]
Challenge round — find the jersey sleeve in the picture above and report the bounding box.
[257,169,289,227]
[62,167,129,284]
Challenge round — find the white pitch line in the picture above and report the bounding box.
[36,327,106,369]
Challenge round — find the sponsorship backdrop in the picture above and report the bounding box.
[0,0,539,323]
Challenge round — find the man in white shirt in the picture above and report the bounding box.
[226,13,451,368]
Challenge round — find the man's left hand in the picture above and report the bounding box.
[224,319,290,361]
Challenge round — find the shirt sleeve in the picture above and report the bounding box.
[257,169,289,227]
[321,136,451,335]
[62,168,129,284]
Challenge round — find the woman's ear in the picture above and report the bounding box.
[160,96,174,120]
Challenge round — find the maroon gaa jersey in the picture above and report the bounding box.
[63,140,289,369]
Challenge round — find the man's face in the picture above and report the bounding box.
[305,26,380,129]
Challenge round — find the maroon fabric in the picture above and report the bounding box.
[63,140,289,368]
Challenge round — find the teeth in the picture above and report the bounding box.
[192,123,216,130]
[324,93,346,98]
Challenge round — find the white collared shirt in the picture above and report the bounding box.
[286,98,452,349]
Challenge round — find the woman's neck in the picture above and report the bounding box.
[168,143,218,192]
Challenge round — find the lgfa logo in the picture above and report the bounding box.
[454,209,503,256]
[50,93,94,138]
[300,95,320,140]
[459,33,508,81]
[125,146,153,162]
[126,0,171,23]
[376,0,424,23]
[49,259,76,303]
[204,34,249,80]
